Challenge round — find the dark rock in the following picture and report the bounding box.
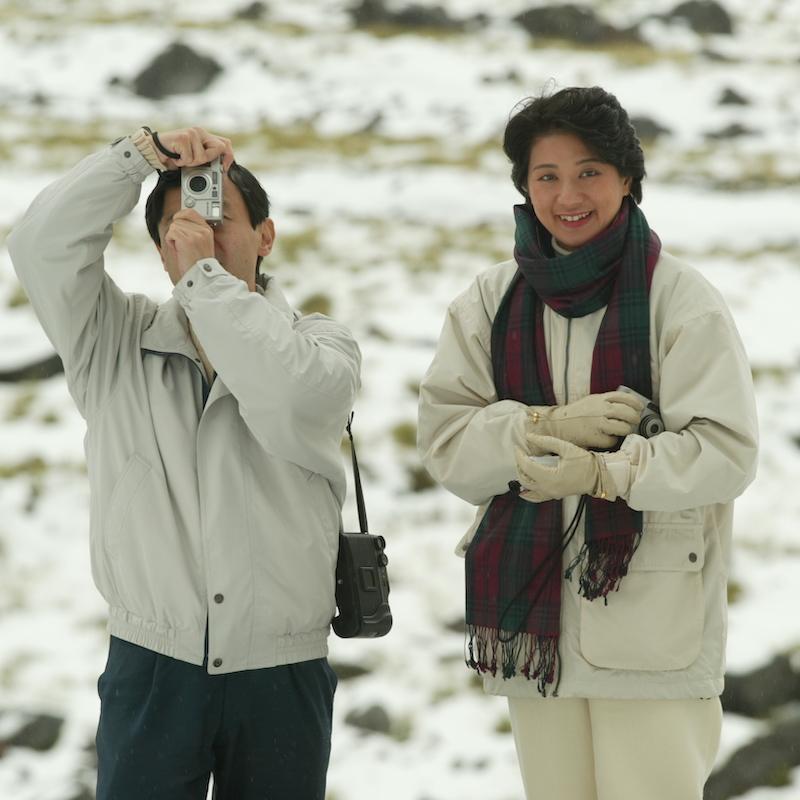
[234,2,268,21]
[349,0,389,27]
[330,660,373,681]
[701,48,734,62]
[705,122,757,140]
[513,4,641,45]
[481,69,522,85]
[718,87,750,105]
[345,704,392,734]
[65,787,95,800]
[444,615,466,634]
[0,352,63,382]
[4,713,64,751]
[630,115,672,142]
[706,713,800,800]
[348,0,483,32]
[721,655,800,717]
[666,1,733,35]
[132,42,223,100]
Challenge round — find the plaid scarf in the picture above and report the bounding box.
[465,197,661,694]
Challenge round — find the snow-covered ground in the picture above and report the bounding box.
[0,0,799,797]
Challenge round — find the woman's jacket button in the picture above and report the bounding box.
[214,593,224,603]
[688,552,698,563]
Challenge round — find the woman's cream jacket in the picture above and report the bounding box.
[418,253,758,699]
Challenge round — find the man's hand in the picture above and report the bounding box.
[525,391,643,450]
[513,434,617,503]
[153,127,235,172]
[163,209,216,280]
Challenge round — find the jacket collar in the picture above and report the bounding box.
[140,296,196,359]
[138,276,291,403]
[141,274,292,358]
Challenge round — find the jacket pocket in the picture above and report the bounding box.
[579,522,705,671]
[104,454,152,557]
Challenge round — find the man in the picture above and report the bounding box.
[7,126,361,799]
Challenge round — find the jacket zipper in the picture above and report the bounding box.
[563,318,572,404]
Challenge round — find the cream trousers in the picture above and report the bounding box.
[507,696,722,800]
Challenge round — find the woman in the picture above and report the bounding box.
[417,86,758,800]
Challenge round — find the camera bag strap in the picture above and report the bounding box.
[345,412,368,534]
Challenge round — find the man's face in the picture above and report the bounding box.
[156,176,275,291]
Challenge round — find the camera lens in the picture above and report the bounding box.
[188,175,208,194]
[640,413,665,438]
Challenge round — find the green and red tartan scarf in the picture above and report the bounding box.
[465,197,661,694]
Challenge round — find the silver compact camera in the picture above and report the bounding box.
[181,157,223,225]
[617,385,665,439]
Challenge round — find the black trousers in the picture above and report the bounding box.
[96,637,337,800]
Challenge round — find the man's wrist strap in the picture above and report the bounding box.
[142,127,181,160]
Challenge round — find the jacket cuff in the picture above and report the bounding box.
[130,127,165,170]
[173,259,225,304]
[110,136,157,183]
[602,449,632,498]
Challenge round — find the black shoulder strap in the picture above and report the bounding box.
[346,413,368,534]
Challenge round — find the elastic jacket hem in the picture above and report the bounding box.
[108,606,330,674]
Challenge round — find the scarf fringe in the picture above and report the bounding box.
[564,532,642,602]
[466,624,559,696]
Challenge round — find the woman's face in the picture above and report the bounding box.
[526,132,632,252]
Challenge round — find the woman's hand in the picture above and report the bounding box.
[525,391,643,450]
[514,434,617,503]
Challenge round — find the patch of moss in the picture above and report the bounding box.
[494,715,513,734]
[767,764,792,788]
[7,284,29,309]
[272,227,323,264]
[6,386,38,421]
[407,463,436,492]
[751,365,791,384]
[298,292,333,317]
[0,456,48,480]
[727,579,744,605]
[391,421,417,448]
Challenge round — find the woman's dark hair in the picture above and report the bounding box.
[145,162,270,247]
[503,86,645,204]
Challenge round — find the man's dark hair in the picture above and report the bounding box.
[145,162,271,269]
[503,86,646,204]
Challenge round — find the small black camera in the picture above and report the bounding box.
[617,385,665,439]
[332,532,392,638]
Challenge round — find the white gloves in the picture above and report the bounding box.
[525,391,643,450]
[514,434,618,503]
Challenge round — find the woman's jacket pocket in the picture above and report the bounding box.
[580,522,705,671]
